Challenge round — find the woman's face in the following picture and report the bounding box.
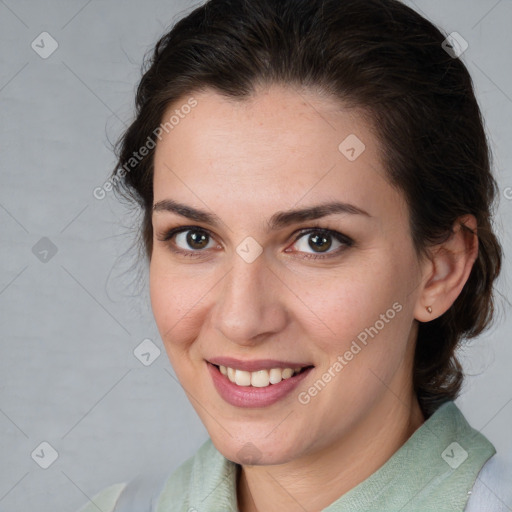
[150,84,426,465]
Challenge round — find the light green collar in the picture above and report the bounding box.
[161,401,495,511]
[322,401,496,511]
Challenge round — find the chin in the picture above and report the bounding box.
[210,431,303,466]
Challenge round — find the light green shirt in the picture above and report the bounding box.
[77,401,495,511]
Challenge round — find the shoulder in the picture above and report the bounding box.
[465,452,512,511]
[75,482,127,512]
[74,439,235,512]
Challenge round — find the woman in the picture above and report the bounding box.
[78,0,509,510]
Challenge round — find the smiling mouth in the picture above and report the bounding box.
[211,363,314,388]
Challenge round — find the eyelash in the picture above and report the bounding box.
[156,225,354,260]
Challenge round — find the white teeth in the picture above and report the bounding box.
[218,365,305,388]
[235,369,251,386]
[251,370,269,387]
[282,368,294,379]
[269,368,282,384]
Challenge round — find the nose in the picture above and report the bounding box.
[210,251,288,347]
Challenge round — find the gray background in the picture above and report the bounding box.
[0,1,511,511]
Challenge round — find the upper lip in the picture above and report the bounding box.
[207,357,314,372]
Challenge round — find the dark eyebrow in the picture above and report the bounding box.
[152,198,371,231]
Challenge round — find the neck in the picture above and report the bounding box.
[237,390,425,512]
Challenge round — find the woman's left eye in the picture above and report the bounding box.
[288,229,354,259]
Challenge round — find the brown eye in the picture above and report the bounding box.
[307,233,332,253]
[290,228,353,259]
[174,229,214,251]
[157,226,219,256]
[185,230,210,249]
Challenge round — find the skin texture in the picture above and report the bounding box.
[149,84,478,511]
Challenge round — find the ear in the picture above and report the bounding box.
[414,215,478,322]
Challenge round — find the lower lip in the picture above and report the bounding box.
[207,362,313,408]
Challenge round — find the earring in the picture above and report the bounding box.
[426,306,432,314]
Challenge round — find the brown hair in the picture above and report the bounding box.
[112,0,502,418]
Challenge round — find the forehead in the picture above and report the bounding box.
[152,85,401,222]
[156,85,376,164]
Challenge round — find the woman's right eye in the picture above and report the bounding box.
[174,228,217,251]
[158,226,220,258]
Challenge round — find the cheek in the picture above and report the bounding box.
[149,262,174,337]
[297,252,417,359]
[149,256,202,353]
